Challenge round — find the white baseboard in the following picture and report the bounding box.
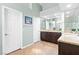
[33,39,40,43]
[21,40,41,49]
[21,42,34,49]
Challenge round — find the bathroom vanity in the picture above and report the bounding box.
[58,33,79,55]
[40,30,62,44]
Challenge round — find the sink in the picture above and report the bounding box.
[62,33,79,40]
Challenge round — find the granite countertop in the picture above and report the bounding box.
[40,30,61,32]
[58,33,79,46]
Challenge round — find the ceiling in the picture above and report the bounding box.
[40,3,79,19]
[40,3,59,10]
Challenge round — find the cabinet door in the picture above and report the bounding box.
[41,32,46,41]
[48,32,61,44]
[47,32,57,43]
[41,32,49,41]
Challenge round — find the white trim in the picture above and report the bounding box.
[2,5,5,55]
[20,13,23,49]
[21,43,34,49]
[2,5,23,55]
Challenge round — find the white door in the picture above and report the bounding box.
[33,17,40,42]
[2,6,22,54]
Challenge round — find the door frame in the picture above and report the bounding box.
[33,17,40,43]
[2,5,23,55]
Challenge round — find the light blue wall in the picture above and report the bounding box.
[23,25,33,46]
[23,3,41,46]
[32,3,42,16]
[0,3,41,54]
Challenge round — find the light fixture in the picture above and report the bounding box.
[66,4,72,8]
[66,11,70,14]
[43,16,50,19]
[43,16,47,18]
[54,13,58,16]
[44,16,47,18]
[66,15,70,17]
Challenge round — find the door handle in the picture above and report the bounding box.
[5,34,8,36]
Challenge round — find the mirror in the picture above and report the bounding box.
[41,16,64,32]
[64,15,79,33]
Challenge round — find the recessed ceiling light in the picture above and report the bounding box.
[66,15,70,17]
[66,4,72,8]
[43,16,47,18]
[54,13,58,16]
[43,16,50,19]
[66,11,70,14]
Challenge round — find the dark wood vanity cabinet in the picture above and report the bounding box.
[58,42,79,55]
[41,31,62,44]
